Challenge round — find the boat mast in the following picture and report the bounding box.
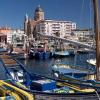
[93,0,100,80]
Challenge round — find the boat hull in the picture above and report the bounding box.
[34,52,52,59]
[11,80,100,100]
[53,50,75,58]
[34,92,99,100]
[53,51,70,57]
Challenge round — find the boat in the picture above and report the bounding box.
[87,59,96,66]
[77,48,95,54]
[0,80,33,100]
[35,51,52,59]
[0,47,7,52]
[29,42,52,59]
[51,62,100,90]
[51,64,95,78]
[53,51,70,57]
[53,50,74,58]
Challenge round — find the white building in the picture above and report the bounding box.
[7,29,25,44]
[24,6,76,38]
[36,20,76,38]
[72,29,94,37]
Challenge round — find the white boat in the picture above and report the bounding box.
[53,50,75,57]
[87,59,96,66]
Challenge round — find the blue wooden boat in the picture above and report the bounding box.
[29,41,53,59]
[51,63,95,78]
[29,48,52,59]
[34,51,52,59]
[0,47,7,52]
[35,52,44,59]
[51,63,100,89]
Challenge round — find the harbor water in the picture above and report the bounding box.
[18,52,96,77]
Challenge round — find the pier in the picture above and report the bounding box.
[37,32,95,50]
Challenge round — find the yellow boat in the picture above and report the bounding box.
[0,80,34,100]
[57,82,95,93]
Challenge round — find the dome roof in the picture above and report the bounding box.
[35,5,43,12]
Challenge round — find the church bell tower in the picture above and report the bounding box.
[34,5,44,21]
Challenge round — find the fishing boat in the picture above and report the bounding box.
[53,51,70,57]
[0,80,33,100]
[77,48,95,54]
[51,62,100,88]
[29,42,52,59]
[53,49,75,58]
[87,59,96,66]
[51,63,95,79]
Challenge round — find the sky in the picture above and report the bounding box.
[0,0,100,29]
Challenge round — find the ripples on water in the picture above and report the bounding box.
[19,53,96,77]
